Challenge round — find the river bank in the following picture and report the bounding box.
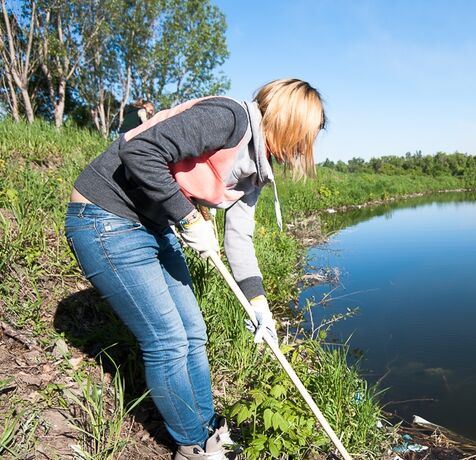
[1,119,475,458]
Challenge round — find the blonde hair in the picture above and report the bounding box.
[254,78,326,179]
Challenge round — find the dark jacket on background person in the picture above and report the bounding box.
[118,105,150,133]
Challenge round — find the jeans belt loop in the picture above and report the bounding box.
[78,203,87,218]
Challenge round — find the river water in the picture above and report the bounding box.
[300,192,476,440]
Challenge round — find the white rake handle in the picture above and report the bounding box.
[207,251,353,460]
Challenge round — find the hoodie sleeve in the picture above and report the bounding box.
[118,97,248,224]
[224,188,265,300]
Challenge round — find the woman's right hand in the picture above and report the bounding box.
[177,209,219,258]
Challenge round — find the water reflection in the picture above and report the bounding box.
[322,191,476,234]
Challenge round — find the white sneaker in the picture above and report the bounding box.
[174,417,243,460]
[174,445,226,460]
[212,416,243,456]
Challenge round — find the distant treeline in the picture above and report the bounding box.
[320,151,476,178]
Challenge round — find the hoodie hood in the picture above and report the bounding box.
[243,101,283,231]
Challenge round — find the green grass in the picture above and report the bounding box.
[66,353,149,460]
[259,167,466,224]
[0,408,41,458]
[1,119,470,458]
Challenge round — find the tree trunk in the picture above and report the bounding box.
[54,78,66,128]
[98,100,107,138]
[1,0,36,123]
[20,86,34,123]
[91,107,100,132]
[3,70,20,122]
[118,64,132,130]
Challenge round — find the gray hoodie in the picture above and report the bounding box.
[74,97,282,300]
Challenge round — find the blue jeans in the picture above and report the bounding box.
[64,202,215,447]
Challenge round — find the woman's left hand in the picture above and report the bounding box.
[245,295,278,344]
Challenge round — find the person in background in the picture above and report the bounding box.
[65,79,326,459]
[119,99,155,133]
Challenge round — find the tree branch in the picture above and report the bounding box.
[22,1,36,82]
[0,0,22,88]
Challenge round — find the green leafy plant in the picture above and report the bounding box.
[228,342,391,459]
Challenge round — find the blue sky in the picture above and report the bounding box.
[214,0,476,161]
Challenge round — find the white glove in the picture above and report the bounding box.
[245,295,278,344]
[178,209,219,259]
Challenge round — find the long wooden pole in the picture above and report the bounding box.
[207,251,353,460]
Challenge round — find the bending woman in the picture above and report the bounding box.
[65,78,326,460]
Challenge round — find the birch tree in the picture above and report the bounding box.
[35,0,102,128]
[76,0,228,137]
[0,0,36,122]
[75,0,116,136]
[113,0,163,131]
[1,0,230,131]
[0,45,20,120]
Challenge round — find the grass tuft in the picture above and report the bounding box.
[65,352,149,459]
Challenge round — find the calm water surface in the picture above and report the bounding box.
[300,193,476,439]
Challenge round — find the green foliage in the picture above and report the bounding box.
[0,119,106,330]
[145,0,230,108]
[228,342,389,459]
[256,166,467,226]
[4,0,230,130]
[0,409,41,457]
